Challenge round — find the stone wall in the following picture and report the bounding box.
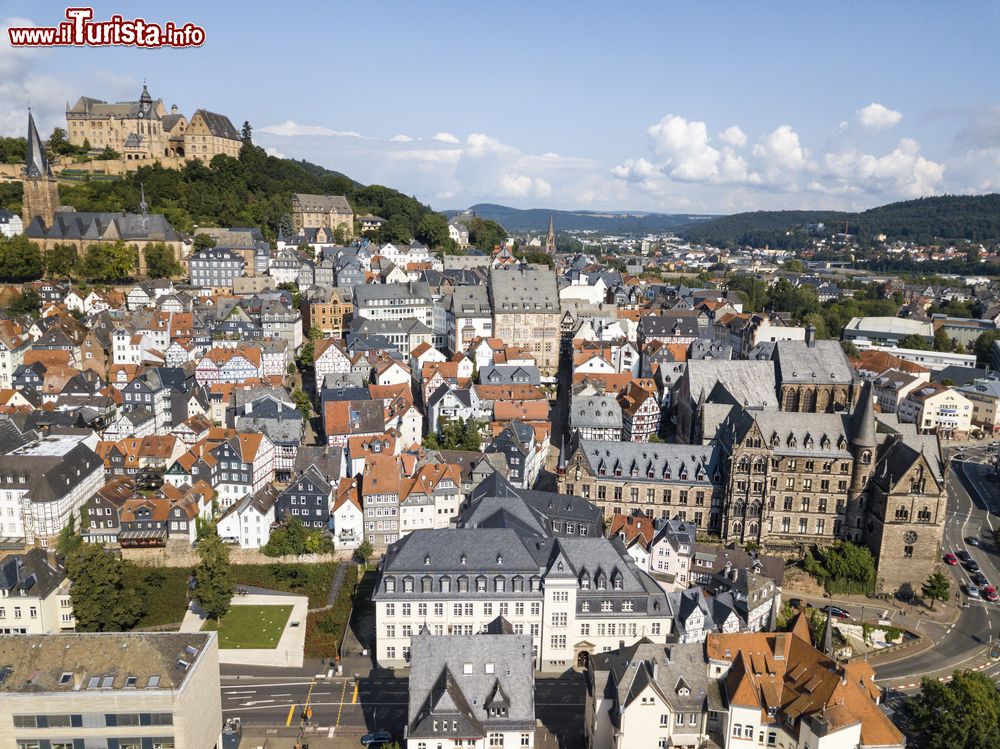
[121,542,355,568]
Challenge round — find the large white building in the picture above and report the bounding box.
[0,550,75,634]
[374,486,671,671]
[354,281,435,328]
[0,632,222,749]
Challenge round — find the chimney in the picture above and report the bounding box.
[805,325,816,348]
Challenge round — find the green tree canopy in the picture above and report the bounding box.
[193,531,235,621]
[898,333,932,351]
[45,243,79,279]
[193,233,217,250]
[415,213,450,248]
[6,288,41,317]
[82,240,137,282]
[0,136,27,164]
[143,242,182,278]
[922,570,951,610]
[468,217,508,251]
[974,330,1000,365]
[65,545,144,631]
[905,670,1000,749]
[0,234,44,282]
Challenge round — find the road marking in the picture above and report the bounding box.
[334,678,348,734]
[285,704,295,727]
[352,683,359,704]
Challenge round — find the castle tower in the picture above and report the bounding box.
[21,110,61,230]
[846,378,876,542]
[545,213,556,256]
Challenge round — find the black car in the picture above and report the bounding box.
[966,559,981,573]
[973,571,989,586]
[822,605,851,619]
[957,550,973,563]
[966,536,981,547]
[361,731,392,747]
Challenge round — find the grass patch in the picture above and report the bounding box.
[203,604,293,649]
[305,564,358,659]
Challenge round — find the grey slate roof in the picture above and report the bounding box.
[27,211,182,241]
[774,339,854,385]
[575,439,721,484]
[0,549,66,599]
[489,266,559,313]
[192,109,241,140]
[407,631,535,738]
[571,394,623,430]
[685,359,778,410]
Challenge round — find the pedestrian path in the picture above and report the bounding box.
[309,561,347,613]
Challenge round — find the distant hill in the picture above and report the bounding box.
[677,194,1000,248]
[445,203,715,234]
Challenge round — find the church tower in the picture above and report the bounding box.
[846,379,876,543]
[544,213,556,256]
[21,110,61,230]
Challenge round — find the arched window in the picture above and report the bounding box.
[861,450,872,465]
[732,521,743,537]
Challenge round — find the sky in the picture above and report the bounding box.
[3,1,1000,214]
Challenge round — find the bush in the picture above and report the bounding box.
[802,542,876,595]
[305,565,358,658]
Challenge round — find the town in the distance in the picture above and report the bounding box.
[2,83,1000,749]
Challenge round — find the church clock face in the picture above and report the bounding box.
[903,530,917,544]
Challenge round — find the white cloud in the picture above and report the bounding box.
[390,134,414,142]
[822,138,944,197]
[856,102,903,130]
[647,115,721,182]
[259,120,362,138]
[751,125,811,185]
[433,132,460,144]
[264,146,286,159]
[718,125,748,148]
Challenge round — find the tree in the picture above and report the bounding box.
[48,127,73,155]
[415,213,450,248]
[0,234,44,281]
[905,670,1000,749]
[933,327,954,353]
[974,330,1000,365]
[193,233,217,250]
[898,333,931,351]
[45,243,79,278]
[382,215,413,244]
[922,570,951,610]
[840,340,860,358]
[97,146,120,160]
[333,225,349,245]
[6,288,41,317]
[65,545,144,631]
[291,388,312,419]
[241,120,253,147]
[57,510,83,558]
[192,531,235,621]
[144,242,182,278]
[82,240,138,282]
[468,217,508,251]
[354,539,374,567]
[262,518,330,557]
[783,258,805,273]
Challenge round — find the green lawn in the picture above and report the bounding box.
[202,604,293,649]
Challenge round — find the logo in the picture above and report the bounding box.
[7,8,205,48]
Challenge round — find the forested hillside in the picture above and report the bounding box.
[678,195,1000,247]
[0,141,436,242]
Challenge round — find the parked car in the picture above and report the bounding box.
[956,550,973,563]
[966,559,981,573]
[966,584,982,599]
[984,585,998,602]
[966,536,981,547]
[973,571,989,586]
[822,605,851,620]
[944,552,958,565]
[361,731,392,747]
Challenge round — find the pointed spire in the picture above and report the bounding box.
[25,110,51,178]
[823,608,834,657]
[557,433,567,473]
[851,379,877,447]
[545,212,556,255]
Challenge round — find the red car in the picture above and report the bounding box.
[944,552,959,565]
[984,585,998,602]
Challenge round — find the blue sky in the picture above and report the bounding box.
[3,1,1000,213]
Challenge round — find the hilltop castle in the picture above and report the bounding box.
[65,83,241,163]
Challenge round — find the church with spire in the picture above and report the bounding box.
[21,110,61,231]
[544,212,556,256]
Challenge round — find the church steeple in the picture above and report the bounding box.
[545,212,556,256]
[25,110,51,178]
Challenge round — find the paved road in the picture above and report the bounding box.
[221,671,586,744]
[872,451,1000,689]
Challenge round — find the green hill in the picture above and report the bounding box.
[677,195,1000,248]
[1,145,435,242]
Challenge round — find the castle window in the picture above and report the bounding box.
[903,545,914,558]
